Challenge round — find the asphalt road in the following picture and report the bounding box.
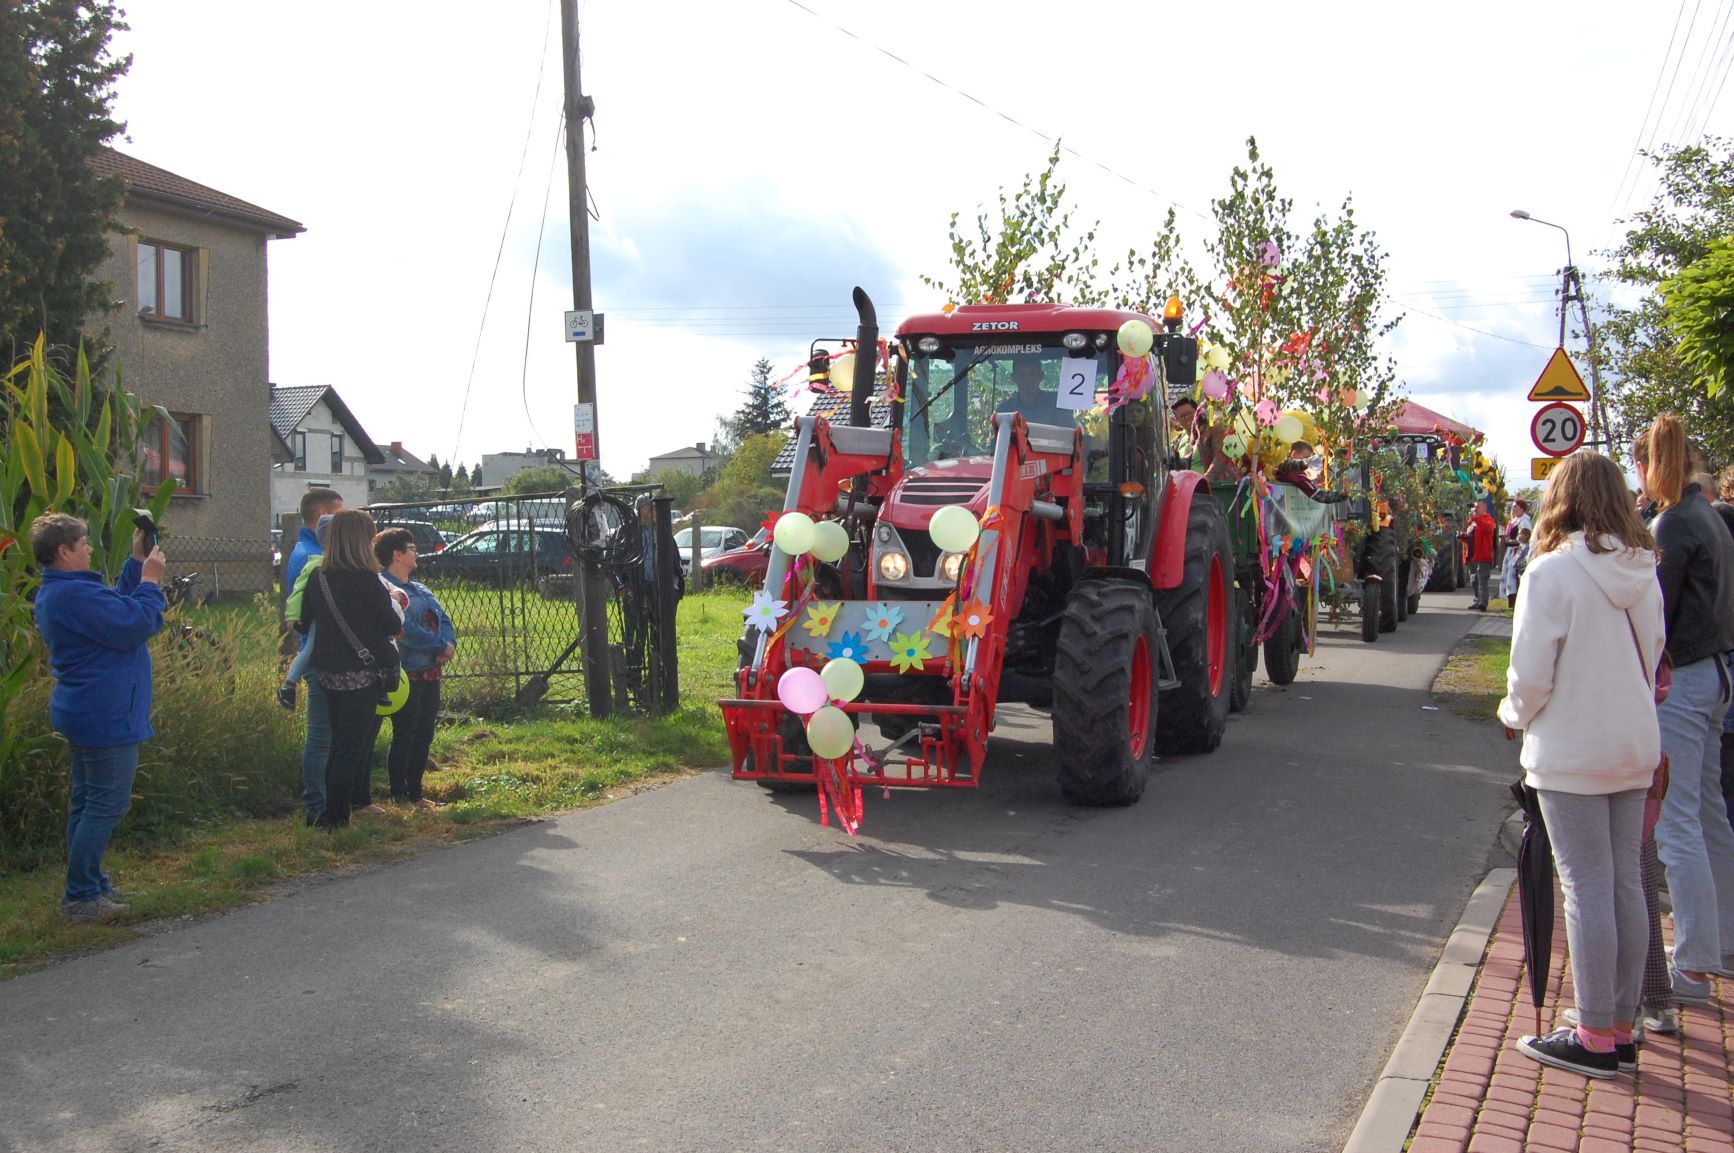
[0,591,1513,1153]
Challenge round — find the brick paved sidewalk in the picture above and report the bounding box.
[1407,886,1733,1153]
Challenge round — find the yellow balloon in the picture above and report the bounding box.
[820,657,864,703]
[1117,319,1154,358]
[773,512,816,556]
[805,705,855,759]
[830,350,856,393]
[1273,415,1304,444]
[1205,344,1232,372]
[1232,408,1259,440]
[928,504,981,554]
[810,520,849,563]
[1221,433,1246,458]
[375,675,410,717]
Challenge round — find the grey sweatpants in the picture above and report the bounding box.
[1537,788,1649,1029]
[1470,561,1492,606]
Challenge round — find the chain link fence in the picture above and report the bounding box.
[157,536,276,604]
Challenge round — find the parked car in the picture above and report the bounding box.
[700,529,771,587]
[373,518,447,555]
[673,525,749,572]
[416,525,573,586]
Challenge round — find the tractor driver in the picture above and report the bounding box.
[999,358,1057,424]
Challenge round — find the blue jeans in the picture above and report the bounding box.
[64,743,139,903]
[301,678,331,821]
[1655,655,1734,972]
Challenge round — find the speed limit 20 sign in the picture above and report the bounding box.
[1531,402,1586,458]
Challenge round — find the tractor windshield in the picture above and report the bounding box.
[903,344,1114,468]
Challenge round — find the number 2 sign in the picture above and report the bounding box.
[1055,358,1099,411]
[1531,402,1585,458]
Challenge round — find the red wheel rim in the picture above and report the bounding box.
[1128,634,1152,758]
[1205,554,1227,695]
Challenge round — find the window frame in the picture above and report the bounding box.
[140,412,201,494]
[136,240,197,324]
[330,432,345,476]
[291,431,308,473]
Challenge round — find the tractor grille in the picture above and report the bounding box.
[903,528,942,580]
[898,474,987,506]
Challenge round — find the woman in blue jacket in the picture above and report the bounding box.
[374,527,456,807]
[30,513,166,923]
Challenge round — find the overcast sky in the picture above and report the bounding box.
[109,0,1729,485]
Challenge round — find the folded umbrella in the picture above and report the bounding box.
[1509,780,1555,1036]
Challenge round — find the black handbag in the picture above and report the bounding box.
[316,568,401,697]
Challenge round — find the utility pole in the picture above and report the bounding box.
[561,0,612,717]
[1511,209,1614,458]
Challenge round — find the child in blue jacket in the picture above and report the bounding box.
[30,513,166,923]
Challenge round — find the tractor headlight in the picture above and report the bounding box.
[916,335,942,354]
[878,550,910,581]
[940,552,964,582]
[1062,332,1088,350]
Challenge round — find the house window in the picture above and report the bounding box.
[331,432,345,475]
[137,241,195,322]
[142,413,199,492]
[292,431,307,472]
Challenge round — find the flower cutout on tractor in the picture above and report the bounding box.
[742,590,789,630]
[953,600,993,640]
[827,631,868,662]
[803,601,841,638]
[887,630,933,673]
[927,597,956,639]
[860,602,904,643]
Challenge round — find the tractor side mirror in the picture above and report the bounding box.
[1163,336,1198,391]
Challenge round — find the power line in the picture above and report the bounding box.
[1664,0,1734,148]
[521,120,567,454]
[451,0,557,465]
[1618,0,1709,229]
[1608,0,1691,223]
[776,0,1209,223]
[1400,305,1555,349]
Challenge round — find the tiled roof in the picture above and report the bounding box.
[268,385,385,464]
[374,442,435,474]
[93,150,304,237]
[771,395,893,474]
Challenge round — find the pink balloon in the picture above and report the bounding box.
[777,667,829,715]
[1254,399,1279,427]
[1201,370,1229,400]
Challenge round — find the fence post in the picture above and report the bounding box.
[653,495,680,713]
[689,512,703,593]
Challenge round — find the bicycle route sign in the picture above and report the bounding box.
[1530,401,1585,458]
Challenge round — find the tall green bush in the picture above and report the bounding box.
[2,336,174,856]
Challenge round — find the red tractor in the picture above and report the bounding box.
[720,290,1235,810]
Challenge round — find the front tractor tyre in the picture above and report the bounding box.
[1153,491,1235,755]
[1053,580,1158,806]
[1228,578,1258,712]
[1263,599,1303,686]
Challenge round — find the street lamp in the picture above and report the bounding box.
[1509,209,1574,273]
[1509,209,1610,455]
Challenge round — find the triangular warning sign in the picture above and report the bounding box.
[1528,348,1590,401]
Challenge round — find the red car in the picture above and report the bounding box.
[699,529,770,587]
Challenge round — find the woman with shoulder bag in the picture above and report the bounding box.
[1498,451,1665,1078]
[298,510,401,828]
[1634,415,1734,1003]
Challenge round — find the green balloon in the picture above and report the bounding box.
[811,520,850,563]
[805,705,855,760]
[820,657,864,702]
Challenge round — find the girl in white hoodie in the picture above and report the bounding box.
[1498,451,1665,1079]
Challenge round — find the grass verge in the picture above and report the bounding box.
[1431,634,1510,721]
[1,588,747,978]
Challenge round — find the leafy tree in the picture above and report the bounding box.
[1663,234,1734,400]
[1598,139,1734,460]
[693,431,787,531]
[647,467,704,509]
[0,1,131,364]
[720,357,789,451]
[921,142,1108,307]
[378,471,439,504]
[451,462,470,491]
[503,463,577,495]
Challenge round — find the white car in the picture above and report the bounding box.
[673,526,749,571]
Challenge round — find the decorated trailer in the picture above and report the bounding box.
[719,291,1236,828]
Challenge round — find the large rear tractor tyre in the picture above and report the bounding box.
[1053,580,1158,806]
[1263,599,1303,685]
[1228,578,1257,713]
[1407,590,1423,617]
[1395,559,1411,622]
[1154,491,1235,755]
[1360,581,1380,643]
[1369,532,1399,633]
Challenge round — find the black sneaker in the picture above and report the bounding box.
[1517,1027,1618,1079]
[1616,1041,1637,1070]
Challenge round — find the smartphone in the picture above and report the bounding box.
[132,510,158,552]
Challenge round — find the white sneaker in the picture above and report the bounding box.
[1642,1005,1679,1035]
[1561,1006,1645,1045]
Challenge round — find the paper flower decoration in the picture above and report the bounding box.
[742,590,789,630]
[827,631,868,662]
[954,600,993,640]
[803,601,841,638]
[928,599,956,639]
[860,602,904,643]
[887,630,933,673]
